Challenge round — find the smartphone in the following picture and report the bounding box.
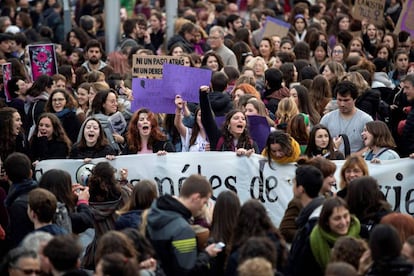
[215,242,225,249]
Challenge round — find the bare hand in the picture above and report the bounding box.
[157,150,167,156]
[140,258,157,271]
[175,95,184,109]
[205,243,222,257]
[200,85,210,93]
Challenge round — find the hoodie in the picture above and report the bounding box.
[147,195,211,276]
[5,179,38,249]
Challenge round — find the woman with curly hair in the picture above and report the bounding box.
[29,113,71,162]
[0,107,26,163]
[123,108,174,155]
[199,86,259,156]
[225,199,288,275]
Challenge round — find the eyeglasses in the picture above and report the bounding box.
[333,50,343,54]
[208,36,221,40]
[52,98,65,102]
[10,266,41,275]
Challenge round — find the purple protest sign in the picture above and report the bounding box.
[131,64,213,113]
[2,63,12,102]
[247,115,271,152]
[163,64,212,102]
[131,78,176,113]
[27,44,58,81]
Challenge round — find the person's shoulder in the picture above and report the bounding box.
[321,110,338,121]
[355,109,374,121]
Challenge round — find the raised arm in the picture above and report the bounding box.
[199,86,221,150]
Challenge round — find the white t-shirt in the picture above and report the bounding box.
[320,109,373,153]
[181,127,209,152]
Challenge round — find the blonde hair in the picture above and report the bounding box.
[276,97,299,124]
[341,72,369,95]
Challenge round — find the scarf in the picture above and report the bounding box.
[261,136,301,164]
[55,108,74,118]
[310,215,360,270]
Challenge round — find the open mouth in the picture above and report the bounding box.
[142,126,149,130]
[236,124,244,130]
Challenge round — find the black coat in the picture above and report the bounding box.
[356,89,381,120]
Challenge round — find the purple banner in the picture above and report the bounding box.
[247,115,271,152]
[131,64,212,113]
[2,63,11,102]
[27,44,58,81]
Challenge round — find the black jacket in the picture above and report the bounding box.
[30,136,69,161]
[208,91,233,117]
[401,103,414,157]
[4,179,38,249]
[356,89,381,120]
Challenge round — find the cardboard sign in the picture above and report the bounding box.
[395,0,414,37]
[132,55,185,78]
[262,16,291,40]
[2,63,11,102]
[353,0,386,25]
[27,44,58,81]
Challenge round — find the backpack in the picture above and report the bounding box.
[54,202,72,233]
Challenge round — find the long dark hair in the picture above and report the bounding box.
[231,199,288,268]
[30,113,72,153]
[0,107,19,161]
[77,117,109,150]
[305,124,336,158]
[189,107,202,147]
[210,190,241,245]
[219,109,254,151]
[88,162,121,202]
[38,169,77,212]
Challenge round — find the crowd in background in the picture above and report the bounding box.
[0,0,414,275]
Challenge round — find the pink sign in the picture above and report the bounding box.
[27,44,58,81]
[2,63,11,102]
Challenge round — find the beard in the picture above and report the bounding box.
[89,57,99,65]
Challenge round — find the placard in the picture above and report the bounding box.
[262,16,291,40]
[27,44,58,81]
[2,63,11,102]
[395,0,414,37]
[353,0,386,25]
[132,55,185,78]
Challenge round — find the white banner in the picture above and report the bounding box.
[35,153,414,226]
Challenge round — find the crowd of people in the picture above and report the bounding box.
[0,0,414,275]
